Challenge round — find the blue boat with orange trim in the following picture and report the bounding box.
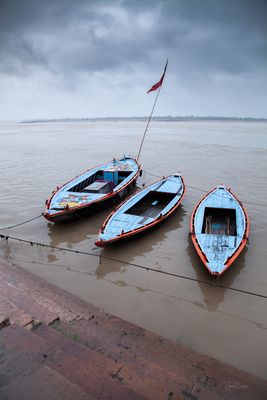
[190,186,250,276]
[95,173,186,247]
[44,156,141,222]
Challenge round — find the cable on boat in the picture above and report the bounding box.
[1,233,267,300]
[0,214,43,231]
[142,170,267,207]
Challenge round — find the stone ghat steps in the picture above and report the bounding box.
[0,324,167,400]
[48,317,267,400]
[1,260,267,399]
[1,321,266,400]
[0,324,95,400]
[0,261,102,327]
[35,323,196,400]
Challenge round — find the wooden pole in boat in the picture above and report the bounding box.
[137,59,168,163]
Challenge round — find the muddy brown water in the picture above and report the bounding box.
[0,120,267,379]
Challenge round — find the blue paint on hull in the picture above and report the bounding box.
[96,174,185,246]
[44,156,140,222]
[191,186,249,275]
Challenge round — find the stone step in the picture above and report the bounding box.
[34,323,193,400]
[0,325,95,400]
[33,322,152,399]
[53,320,207,400]
[0,276,59,325]
[1,261,267,400]
[0,261,103,321]
[0,324,55,365]
[0,293,34,326]
[51,320,214,400]
[0,311,10,329]
[53,318,267,400]
[0,365,96,400]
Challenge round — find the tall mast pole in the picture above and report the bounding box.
[137,59,168,163]
[137,85,162,162]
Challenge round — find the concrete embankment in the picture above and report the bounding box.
[0,259,266,400]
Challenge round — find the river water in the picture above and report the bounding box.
[0,120,267,379]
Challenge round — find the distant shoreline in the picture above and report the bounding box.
[22,116,267,123]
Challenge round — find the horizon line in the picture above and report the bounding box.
[20,115,267,123]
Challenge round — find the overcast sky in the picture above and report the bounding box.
[0,0,266,120]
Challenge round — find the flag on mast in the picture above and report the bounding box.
[147,59,168,94]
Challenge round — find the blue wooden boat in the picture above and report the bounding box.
[44,156,141,222]
[190,186,250,276]
[95,174,186,247]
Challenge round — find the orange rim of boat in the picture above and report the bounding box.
[190,186,250,276]
[96,175,186,246]
[44,159,141,220]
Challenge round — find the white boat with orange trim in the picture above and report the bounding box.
[190,186,249,276]
[44,155,141,222]
[95,173,186,247]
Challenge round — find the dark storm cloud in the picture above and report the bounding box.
[0,0,152,74]
[0,0,101,74]
[1,0,266,79]
[157,0,267,75]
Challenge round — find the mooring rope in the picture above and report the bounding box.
[0,214,43,231]
[0,168,266,300]
[142,170,267,207]
[0,167,264,233]
[1,233,267,300]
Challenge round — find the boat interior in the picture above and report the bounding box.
[201,207,237,236]
[125,191,176,218]
[68,169,133,194]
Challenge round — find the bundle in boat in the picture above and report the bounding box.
[44,156,141,222]
[190,186,250,276]
[95,173,186,247]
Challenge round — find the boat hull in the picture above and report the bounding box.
[44,157,140,222]
[190,186,249,276]
[96,174,186,247]
[44,190,133,222]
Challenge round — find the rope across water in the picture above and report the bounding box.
[0,169,266,300]
[0,233,267,300]
[0,214,43,231]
